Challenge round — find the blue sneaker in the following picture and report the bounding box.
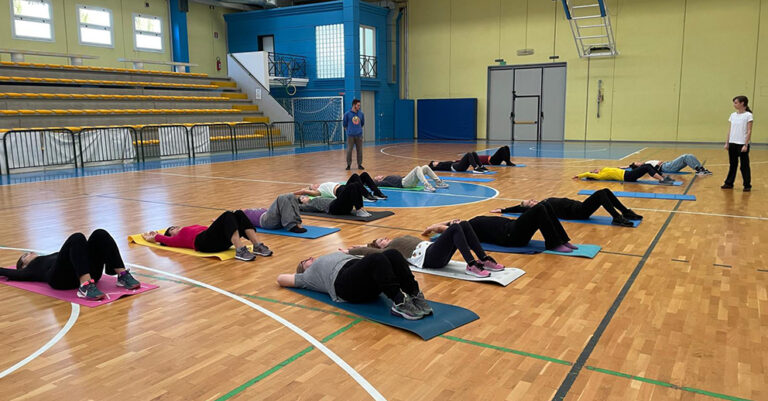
[77,280,105,300]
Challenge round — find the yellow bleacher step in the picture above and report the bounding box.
[231,104,260,111]
[211,81,237,88]
[243,116,270,123]
[220,93,248,100]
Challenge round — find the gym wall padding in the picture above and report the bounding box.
[417,98,477,140]
[394,99,415,139]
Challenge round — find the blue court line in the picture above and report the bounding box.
[553,173,700,400]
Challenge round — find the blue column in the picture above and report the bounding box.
[342,0,361,110]
[169,0,190,72]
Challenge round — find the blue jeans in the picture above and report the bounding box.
[661,154,702,173]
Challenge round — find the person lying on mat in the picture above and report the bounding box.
[244,193,307,233]
[574,164,674,185]
[372,165,450,192]
[428,152,488,173]
[294,172,387,201]
[477,145,516,166]
[0,229,140,301]
[141,210,272,261]
[277,249,432,320]
[622,154,712,176]
[297,182,372,217]
[422,202,576,253]
[490,188,643,227]
[341,220,503,278]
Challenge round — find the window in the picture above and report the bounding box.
[11,0,53,41]
[315,24,344,79]
[133,14,163,52]
[359,25,376,78]
[77,5,112,47]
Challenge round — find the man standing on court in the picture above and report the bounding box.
[343,99,365,170]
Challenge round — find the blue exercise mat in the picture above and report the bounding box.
[430,235,600,258]
[503,213,640,228]
[578,189,696,201]
[255,225,340,239]
[581,178,682,186]
[441,170,496,175]
[287,288,479,341]
[437,176,495,183]
[492,164,526,167]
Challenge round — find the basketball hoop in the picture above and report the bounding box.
[277,77,297,96]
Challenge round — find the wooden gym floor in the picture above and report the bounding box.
[0,141,765,401]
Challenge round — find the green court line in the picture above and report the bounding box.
[586,366,752,401]
[132,272,751,400]
[440,335,572,366]
[216,319,362,401]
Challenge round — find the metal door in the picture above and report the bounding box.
[511,68,542,141]
[541,66,566,141]
[361,91,376,141]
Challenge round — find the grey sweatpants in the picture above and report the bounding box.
[260,193,302,230]
[346,135,363,166]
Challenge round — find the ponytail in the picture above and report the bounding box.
[733,95,752,113]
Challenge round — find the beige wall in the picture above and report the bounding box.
[407,0,767,143]
[0,0,231,76]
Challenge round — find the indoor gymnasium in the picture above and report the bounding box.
[0,0,765,400]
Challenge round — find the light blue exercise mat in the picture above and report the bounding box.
[502,213,640,228]
[287,288,479,341]
[578,190,696,201]
[437,176,495,183]
[430,235,600,258]
[581,178,683,186]
[255,225,340,239]
[492,164,526,167]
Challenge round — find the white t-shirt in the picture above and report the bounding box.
[317,182,338,198]
[728,111,753,145]
[644,160,661,168]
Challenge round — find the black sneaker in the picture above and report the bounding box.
[744,187,752,192]
[373,193,388,200]
[612,217,634,227]
[358,165,365,170]
[623,209,643,220]
[476,166,489,172]
[289,226,308,233]
[363,194,377,201]
[77,280,105,300]
[721,184,733,189]
[345,165,350,170]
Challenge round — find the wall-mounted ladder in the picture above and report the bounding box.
[561,0,618,58]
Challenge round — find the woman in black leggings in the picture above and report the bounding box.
[142,210,272,261]
[0,229,141,300]
[298,182,372,217]
[576,165,672,184]
[429,152,487,172]
[479,146,515,166]
[295,172,387,201]
[346,220,504,278]
[278,249,431,320]
[492,188,643,227]
[424,202,575,252]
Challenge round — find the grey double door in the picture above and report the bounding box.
[487,63,566,141]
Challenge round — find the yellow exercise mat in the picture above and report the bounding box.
[127,231,247,261]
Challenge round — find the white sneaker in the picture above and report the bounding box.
[434,181,449,188]
[355,209,372,217]
[423,184,436,192]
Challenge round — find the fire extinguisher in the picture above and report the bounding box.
[216,57,221,71]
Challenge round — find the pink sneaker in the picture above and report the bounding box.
[466,262,491,278]
[481,258,504,272]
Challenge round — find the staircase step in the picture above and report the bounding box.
[221,93,248,99]
[232,104,260,111]
[243,116,270,123]
[211,81,238,88]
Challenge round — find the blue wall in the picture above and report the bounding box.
[224,0,398,140]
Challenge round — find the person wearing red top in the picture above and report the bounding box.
[477,146,515,166]
[141,210,272,261]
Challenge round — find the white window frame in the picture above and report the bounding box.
[77,4,113,48]
[133,13,164,53]
[359,25,375,57]
[10,0,55,42]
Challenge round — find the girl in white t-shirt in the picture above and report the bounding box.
[722,95,753,191]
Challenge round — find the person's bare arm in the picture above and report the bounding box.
[743,121,753,152]
[422,220,455,236]
[141,231,158,243]
[277,274,296,287]
[294,188,321,196]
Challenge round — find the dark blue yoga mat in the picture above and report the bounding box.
[287,288,479,340]
[255,225,340,239]
[578,190,696,201]
[437,176,495,183]
[581,178,682,186]
[503,213,640,228]
[430,235,600,258]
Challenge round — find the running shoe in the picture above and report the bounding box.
[354,209,372,217]
[391,298,424,320]
[434,180,449,188]
[622,209,643,220]
[423,184,436,192]
[465,262,491,278]
[252,243,273,257]
[696,169,713,176]
[373,193,388,200]
[410,292,433,316]
[116,271,141,290]
[78,280,105,300]
[235,246,257,261]
[611,217,634,227]
[480,256,504,272]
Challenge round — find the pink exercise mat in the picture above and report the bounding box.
[0,268,159,308]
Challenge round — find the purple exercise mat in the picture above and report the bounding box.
[0,268,159,308]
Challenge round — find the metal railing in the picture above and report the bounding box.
[268,52,308,79]
[360,55,377,78]
[0,120,347,174]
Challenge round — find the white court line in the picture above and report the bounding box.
[619,147,648,161]
[0,297,79,379]
[379,145,428,161]
[0,246,384,400]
